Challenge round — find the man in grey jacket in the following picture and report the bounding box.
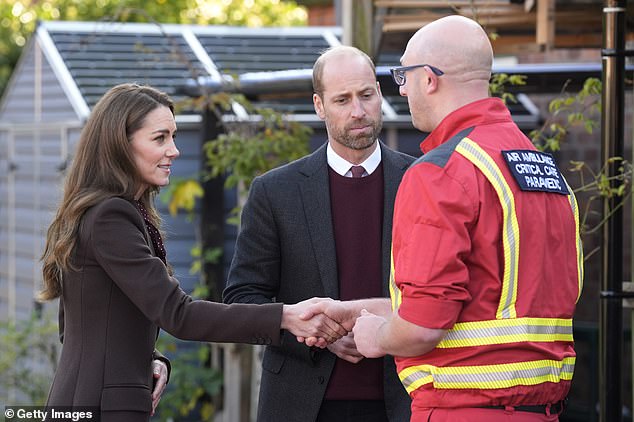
[223,46,414,422]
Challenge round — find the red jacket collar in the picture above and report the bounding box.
[420,97,513,154]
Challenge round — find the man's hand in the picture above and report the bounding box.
[282,298,348,348]
[352,309,388,358]
[151,359,168,416]
[327,332,364,363]
[299,299,360,332]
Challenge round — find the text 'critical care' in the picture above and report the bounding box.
[502,150,569,195]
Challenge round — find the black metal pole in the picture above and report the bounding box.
[599,1,626,421]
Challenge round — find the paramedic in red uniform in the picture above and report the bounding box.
[349,15,584,421]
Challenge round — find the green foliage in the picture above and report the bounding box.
[189,245,223,281]
[0,309,59,405]
[204,104,312,191]
[529,77,602,153]
[0,0,308,97]
[527,77,631,248]
[489,73,527,104]
[566,157,632,245]
[160,177,204,218]
[162,94,311,230]
[155,335,223,422]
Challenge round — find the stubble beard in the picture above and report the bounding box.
[329,115,383,151]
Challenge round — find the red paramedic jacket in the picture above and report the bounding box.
[391,98,583,410]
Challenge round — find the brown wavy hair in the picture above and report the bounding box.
[39,83,174,301]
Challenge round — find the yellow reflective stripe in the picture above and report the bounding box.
[399,364,435,394]
[436,317,573,348]
[389,247,401,311]
[399,357,575,393]
[456,139,520,319]
[563,177,584,303]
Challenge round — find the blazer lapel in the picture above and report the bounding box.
[380,142,412,295]
[299,144,339,299]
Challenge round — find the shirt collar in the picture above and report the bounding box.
[327,141,382,177]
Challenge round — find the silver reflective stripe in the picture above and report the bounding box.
[456,139,519,319]
[437,318,573,348]
[399,357,575,392]
[400,369,432,391]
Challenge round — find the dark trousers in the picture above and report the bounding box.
[316,400,389,422]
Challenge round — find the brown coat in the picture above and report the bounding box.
[46,197,283,421]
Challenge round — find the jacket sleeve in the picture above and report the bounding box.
[89,197,283,346]
[392,163,475,329]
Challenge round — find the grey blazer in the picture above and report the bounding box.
[46,197,284,422]
[223,142,415,422]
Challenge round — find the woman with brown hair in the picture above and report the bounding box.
[40,83,345,421]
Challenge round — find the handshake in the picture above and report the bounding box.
[280,297,390,359]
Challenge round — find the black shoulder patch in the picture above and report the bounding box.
[412,127,475,169]
[502,150,569,195]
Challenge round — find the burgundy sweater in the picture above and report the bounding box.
[325,162,385,400]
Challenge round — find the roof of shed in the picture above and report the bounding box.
[1,20,551,129]
[36,20,340,118]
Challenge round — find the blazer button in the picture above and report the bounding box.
[318,376,325,384]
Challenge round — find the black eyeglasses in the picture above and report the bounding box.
[390,64,444,86]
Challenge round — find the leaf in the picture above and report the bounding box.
[168,179,204,216]
[569,161,585,171]
[204,247,223,264]
[200,403,215,421]
[549,98,563,113]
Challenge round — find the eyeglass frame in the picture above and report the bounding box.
[390,64,444,86]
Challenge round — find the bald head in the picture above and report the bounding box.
[405,15,492,85]
[398,16,493,132]
[313,46,376,97]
